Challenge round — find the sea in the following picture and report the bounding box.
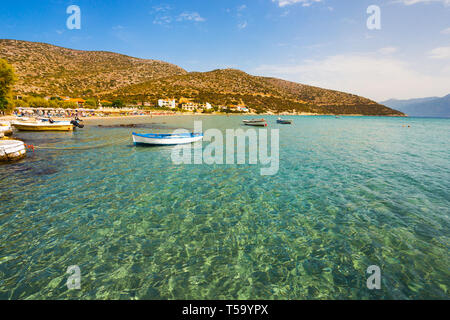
[0,115,448,299]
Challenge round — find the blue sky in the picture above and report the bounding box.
[0,0,449,101]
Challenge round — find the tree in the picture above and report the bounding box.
[61,101,78,109]
[0,59,17,114]
[85,98,98,108]
[13,99,30,109]
[112,99,124,108]
[27,97,49,108]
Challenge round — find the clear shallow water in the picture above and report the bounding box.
[0,115,449,300]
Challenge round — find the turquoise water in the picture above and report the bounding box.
[0,115,449,299]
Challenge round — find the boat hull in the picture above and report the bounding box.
[133,133,204,145]
[12,122,73,131]
[244,122,267,127]
[277,120,292,124]
[243,119,267,127]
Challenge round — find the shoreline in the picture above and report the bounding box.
[0,112,407,122]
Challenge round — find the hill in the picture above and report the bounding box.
[0,39,403,115]
[0,39,187,96]
[381,95,450,118]
[111,69,403,115]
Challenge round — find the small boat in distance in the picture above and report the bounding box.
[132,132,204,145]
[276,118,293,124]
[243,119,267,127]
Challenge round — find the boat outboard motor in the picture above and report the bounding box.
[70,119,84,128]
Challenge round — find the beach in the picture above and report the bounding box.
[0,111,404,124]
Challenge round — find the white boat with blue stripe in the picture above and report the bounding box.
[132,132,204,145]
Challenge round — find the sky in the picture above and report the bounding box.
[0,0,449,101]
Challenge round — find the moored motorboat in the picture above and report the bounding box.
[276,118,293,124]
[70,118,84,128]
[243,119,267,127]
[132,132,204,145]
[12,120,74,131]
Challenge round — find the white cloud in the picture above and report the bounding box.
[395,0,450,5]
[441,27,450,34]
[232,5,249,30]
[238,21,248,29]
[177,12,206,22]
[255,54,450,100]
[153,15,173,25]
[151,5,205,25]
[151,4,172,13]
[152,10,205,25]
[429,46,450,59]
[272,0,322,7]
[378,47,398,55]
[237,5,247,11]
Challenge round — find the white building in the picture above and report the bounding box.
[181,103,197,111]
[236,105,249,112]
[158,99,176,109]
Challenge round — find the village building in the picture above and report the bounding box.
[236,105,249,112]
[158,99,176,109]
[181,102,197,112]
[63,97,86,108]
[180,100,213,112]
[137,101,152,107]
[98,100,112,108]
[228,105,249,112]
